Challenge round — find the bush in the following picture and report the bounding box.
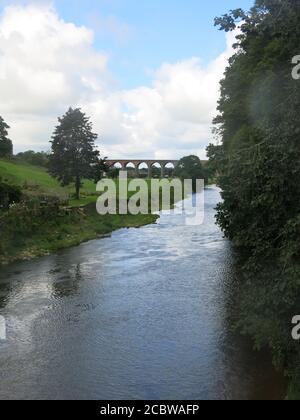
[0,181,22,210]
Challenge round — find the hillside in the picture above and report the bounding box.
[0,159,98,206]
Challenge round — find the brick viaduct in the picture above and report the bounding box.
[106,160,179,178]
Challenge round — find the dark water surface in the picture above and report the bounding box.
[0,187,285,400]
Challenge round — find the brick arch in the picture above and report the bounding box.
[109,161,124,169]
[106,159,180,178]
[162,161,176,168]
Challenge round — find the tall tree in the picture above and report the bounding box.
[213,0,300,253]
[49,108,99,199]
[0,116,13,158]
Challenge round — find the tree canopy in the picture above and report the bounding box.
[0,116,13,158]
[175,155,207,191]
[213,0,300,256]
[49,108,99,199]
[16,150,49,167]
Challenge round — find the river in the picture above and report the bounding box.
[0,187,285,400]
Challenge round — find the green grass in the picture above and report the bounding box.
[0,159,182,265]
[0,159,184,205]
[0,160,178,208]
[0,159,60,187]
[0,208,158,265]
[0,159,98,203]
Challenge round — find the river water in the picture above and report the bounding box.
[0,187,285,400]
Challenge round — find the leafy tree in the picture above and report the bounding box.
[175,155,207,191]
[0,116,13,158]
[93,158,109,182]
[205,143,224,181]
[213,0,300,256]
[49,108,99,199]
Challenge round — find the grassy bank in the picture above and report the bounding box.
[0,159,179,265]
[0,159,97,203]
[0,207,158,265]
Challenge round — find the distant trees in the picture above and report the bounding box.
[49,108,99,199]
[108,167,120,179]
[175,155,207,191]
[0,116,13,158]
[16,150,49,167]
[151,166,161,178]
[93,158,109,182]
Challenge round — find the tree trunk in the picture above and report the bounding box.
[75,175,80,200]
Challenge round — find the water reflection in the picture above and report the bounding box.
[0,187,286,400]
[50,264,83,299]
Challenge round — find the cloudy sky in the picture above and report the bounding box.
[0,0,252,159]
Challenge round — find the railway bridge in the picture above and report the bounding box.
[106,159,179,178]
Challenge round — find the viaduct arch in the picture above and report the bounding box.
[106,160,179,178]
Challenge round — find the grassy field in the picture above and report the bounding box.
[0,159,98,206]
[0,159,183,207]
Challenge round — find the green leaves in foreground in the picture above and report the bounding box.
[212,0,300,398]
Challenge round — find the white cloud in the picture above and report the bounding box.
[0,3,110,148]
[88,34,235,159]
[0,3,235,158]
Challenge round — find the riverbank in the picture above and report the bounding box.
[0,206,159,266]
[0,159,176,266]
[0,186,286,400]
[0,181,181,266]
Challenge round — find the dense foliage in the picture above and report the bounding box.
[0,196,80,259]
[174,155,207,191]
[0,116,13,158]
[16,150,49,168]
[0,181,22,210]
[212,0,300,398]
[49,108,99,199]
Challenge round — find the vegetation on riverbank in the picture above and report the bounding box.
[0,158,186,265]
[0,202,158,265]
[210,0,300,399]
[1,106,209,267]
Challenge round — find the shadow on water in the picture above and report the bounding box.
[0,187,286,400]
[49,263,83,299]
[220,255,287,400]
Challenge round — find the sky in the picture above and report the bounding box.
[0,0,253,159]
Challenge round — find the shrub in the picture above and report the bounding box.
[0,181,22,210]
